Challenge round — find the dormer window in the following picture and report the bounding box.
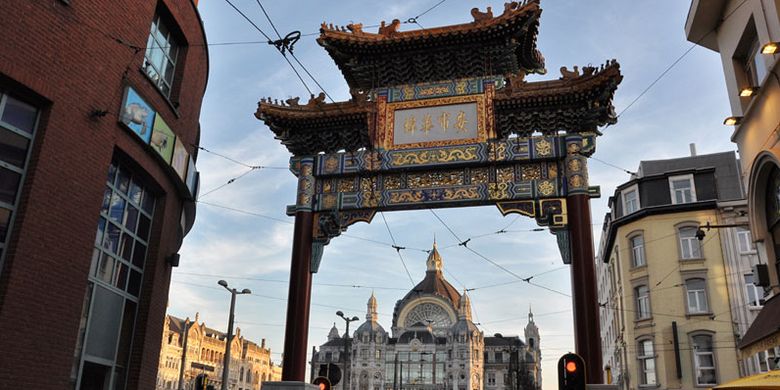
[669,174,696,204]
[622,185,640,215]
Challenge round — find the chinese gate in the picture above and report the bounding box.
[256,1,622,384]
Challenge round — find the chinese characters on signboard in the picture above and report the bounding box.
[393,102,479,146]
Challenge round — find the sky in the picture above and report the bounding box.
[168,1,737,389]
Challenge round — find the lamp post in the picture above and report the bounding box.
[336,311,360,390]
[218,280,252,390]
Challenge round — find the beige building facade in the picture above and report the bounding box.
[686,0,780,366]
[156,313,282,390]
[597,152,746,388]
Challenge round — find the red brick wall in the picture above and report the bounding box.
[0,0,208,388]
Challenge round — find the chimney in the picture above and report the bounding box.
[689,143,697,156]
[261,338,266,348]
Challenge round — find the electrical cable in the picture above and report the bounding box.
[381,212,416,286]
[428,209,572,298]
[198,166,259,199]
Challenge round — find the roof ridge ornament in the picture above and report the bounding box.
[471,6,493,24]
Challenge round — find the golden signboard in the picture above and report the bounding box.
[379,91,495,150]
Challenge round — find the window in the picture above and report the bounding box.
[0,93,39,272]
[737,227,754,253]
[143,14,179,97]
[495,351,503,363]
[744,274,764,307]
[745,39,768,87]
[757,348,779,372]
[685,278,709,314]
[623,187,639,214]
[669,175,696,204]
[72,159,156,389]
[635,285,651,319]
[487,372,496,386]
[637,339,657,385]
[679,227,702,259]
[692,334,716,385]
[630,234,646,267]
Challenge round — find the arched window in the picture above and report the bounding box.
[691,333,716,385]
[240,367,245,381]
[634,285,650,319]
[629,234,645,267]
[678,226,702,259]
[637,338,656,385]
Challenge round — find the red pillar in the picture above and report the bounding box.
[567,193,603,384]
[281,210,313,381]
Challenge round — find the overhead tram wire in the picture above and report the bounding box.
[428,209,571,298]
[381,212,416,287]
[176,271,408,291]
[222,0,315,96]
[197,166,260,199]
[195,145,288,170]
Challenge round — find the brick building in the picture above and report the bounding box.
[156,313,283,390]
[0,1,208,389]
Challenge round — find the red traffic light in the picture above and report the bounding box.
[313,376,331,390]
[558,353,586,390]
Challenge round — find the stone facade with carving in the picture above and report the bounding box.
[311,243,541,390]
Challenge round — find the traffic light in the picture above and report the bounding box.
[558,353,586,390]
[313,376,331,390]
[194,374,209,390]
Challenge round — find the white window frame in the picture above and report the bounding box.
[637,339,657,386]
[668,174,696,205]
[635,285,651,319]
[679,226,702,259]
[744,274,764,307]
[622,185,640,215]
[143,14,179,97]
[630,234,646,267]
[685,278,709,314]
[691,334,717,386]
[736,227,755,254]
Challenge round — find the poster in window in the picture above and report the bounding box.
[150,115,175,163]
[171,138,189,181]
[119,87,155,143]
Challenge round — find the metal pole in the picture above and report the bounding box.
[345,321,351,390]
[178,320,191,390]
[222,290,237,390]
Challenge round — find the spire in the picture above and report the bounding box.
[328,323,340,340]
[528,304,534,323]
[426,240,443,272]
[458,290,472,321]
[366,292,378,322]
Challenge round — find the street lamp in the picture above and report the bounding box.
[336,311,359,390]
[218,280,252,390]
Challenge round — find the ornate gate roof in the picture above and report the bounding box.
[316,1,546,90]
